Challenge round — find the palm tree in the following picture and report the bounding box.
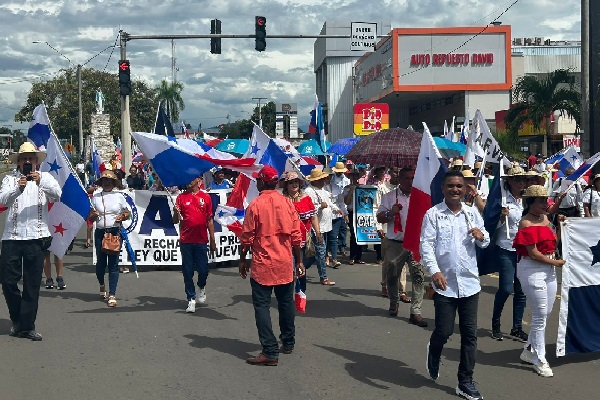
[156,79,185,122]
[504,68,580,156]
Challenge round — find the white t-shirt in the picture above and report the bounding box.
[91,190,128,228]
[584,188,600,217]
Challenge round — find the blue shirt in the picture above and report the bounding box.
[420,201,490,298]
[207,180,232,190]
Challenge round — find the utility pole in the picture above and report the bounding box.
[252,97,268,129]
[77,64,83,158]
[582,0,590,158]
[120,31,132,170]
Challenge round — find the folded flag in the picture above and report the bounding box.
[295,279,307,313]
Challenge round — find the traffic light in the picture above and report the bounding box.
[255,16,266,52]
[210,19,222,54]
[118,60,131,96]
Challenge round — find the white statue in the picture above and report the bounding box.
[95,89,105,114]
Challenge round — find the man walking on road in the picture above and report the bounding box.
[0,142,61,341]
[420,170,490,400]
[240,166,305,366]
[173,175,217,313]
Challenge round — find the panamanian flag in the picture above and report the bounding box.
[28,104,91,259]
[557,217,600,356]
[403,123,447,262]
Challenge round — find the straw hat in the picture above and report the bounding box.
[306,168,329,181]
[522,184,549,198]
[452,159,464,166]
[8,142,47,164]
[331,161,348,173]
[95,170,119,186]
[505,166,526,177]
[282,171,305,182]
[474,161,483,169]
[462,170,476,178]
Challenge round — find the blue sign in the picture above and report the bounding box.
[353,185,380,245]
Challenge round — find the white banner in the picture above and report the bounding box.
[92,189,243,266]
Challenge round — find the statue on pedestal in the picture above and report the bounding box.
[95,88,105,115]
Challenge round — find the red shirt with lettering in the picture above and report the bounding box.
[175,189,213,244]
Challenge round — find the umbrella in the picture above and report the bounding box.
[433,137,466,160]
[328,137,360,155]
[215,139,250,155]
[345,128,422,167]
[119,227,138,278]
[297,139,332,155]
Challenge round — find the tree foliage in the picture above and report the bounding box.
[156,79,185,122]
[494,129,524,161]
[14,67,157,147]
[504,69,580,155]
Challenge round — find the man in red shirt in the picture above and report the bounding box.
[173,176,217,313]
[240,166,305,366]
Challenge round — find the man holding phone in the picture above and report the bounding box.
[0,142,61,341]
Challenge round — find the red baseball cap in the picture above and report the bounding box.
[252,165,279,184]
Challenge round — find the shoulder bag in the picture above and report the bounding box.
[100,192,121,255]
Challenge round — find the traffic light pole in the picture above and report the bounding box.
[77,64,83,158]
[119,31,132,171]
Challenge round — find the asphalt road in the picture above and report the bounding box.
[0,204,598,399]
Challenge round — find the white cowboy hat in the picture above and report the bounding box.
[8,142,47,164]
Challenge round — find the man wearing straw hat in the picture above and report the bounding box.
[0,142,61,341]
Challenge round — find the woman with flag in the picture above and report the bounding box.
[513,185,565,377]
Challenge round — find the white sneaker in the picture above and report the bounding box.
[185,299,196,313]
[196,288,206,304]
[534,362,554,377]
[520,349,535,365]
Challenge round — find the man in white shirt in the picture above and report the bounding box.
[552,167,585,217]
[331,162,350,257]
[377,167,427,327]
[421,170,489,400]
[0,143,61,341]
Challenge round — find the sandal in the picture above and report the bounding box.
[348,260,355,265]
[320,278,336,286]
[400,293,412,304]
[100,285,107,300]
[331,261,341,269]
[107,296,117,307]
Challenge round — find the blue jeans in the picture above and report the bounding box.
[250,278,295,359]
[429,292,479,383]
[327,218,343,261]
[492,245,526,330]
[303,230,328,280]
[94,228,121,296]
[180,243,209,301]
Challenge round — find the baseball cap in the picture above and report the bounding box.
[252,165,279,183]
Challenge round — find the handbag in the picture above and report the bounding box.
[100,193,121,255]
[304,230,316,258]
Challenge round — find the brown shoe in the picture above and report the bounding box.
[280,345,294,354]
[246,353,278,366]
[400,293,412,303]
[381,285,388,298]
[409,314,428,328]
[389,302,399,317]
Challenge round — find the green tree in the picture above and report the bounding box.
[494,129,524,160]
[156,79,185,122]
[504,68,580,156]
[15,67,157,147]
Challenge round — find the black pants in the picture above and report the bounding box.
[429,292,479,383]
[250,278,295,359]
[0,240,45,332]
[348,211,364,262]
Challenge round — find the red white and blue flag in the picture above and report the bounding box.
[404,124,447,262]
[307,94,327,154]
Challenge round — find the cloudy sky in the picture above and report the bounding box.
[0,0,581,133]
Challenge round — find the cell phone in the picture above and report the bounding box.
[22,164,33,180]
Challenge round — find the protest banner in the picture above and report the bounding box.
[557,217,600,357]
[353,185,380,245]
[92,189,243,266]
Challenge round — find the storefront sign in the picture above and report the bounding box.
[563,135,581,152]
[353,103,389,135]
[410,53,494,66]
[351,22,377,52]
[353,185,381,245]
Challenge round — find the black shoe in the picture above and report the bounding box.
[389,302,398,317]
[9,323,19,337]
[18,330,43,341]
[56,276,66,290]
[491,324,503,341]
[45,278,54,289]
[426,342,440,380]
[508,328,528,343]
[456,381,483,400]
[280,345,294,354]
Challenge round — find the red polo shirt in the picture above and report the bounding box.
[175,189,213,244]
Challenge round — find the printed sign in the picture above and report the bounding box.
[354,103,390,135]
[92,189,243,266]
[353,185,380,245]
[351,22,377,52]
[563,135,581,152]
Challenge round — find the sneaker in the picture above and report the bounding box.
[519,349,535,365]
[534,362,554,377]
[56,276,66,290]
[186,299,196,313]
[456,381,483,400]
[508,328,528,343]
[18,330,43,341]
[491,324,503,341]
[9,323,19,337]
[196,287,206,304]
[45,278,54,289]
[426,342,440,380]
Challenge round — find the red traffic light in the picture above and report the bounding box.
[119,61,130,71]
[256,16,266,26]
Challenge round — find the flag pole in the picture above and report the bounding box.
[152,101,161,135]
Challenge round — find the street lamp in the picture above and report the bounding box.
[32,41,116,157]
